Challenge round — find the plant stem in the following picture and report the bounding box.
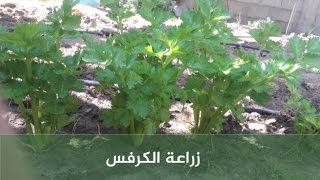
[117,17,123,35]
[129,118,136,134]
[134,123,145,146]
[256,45,266,58]
[26,59,32,80]
[38,100,43,119]
[198,109,209,133]
[25,58,42,134]
[31,95,42,134]
[204,111,224,134]
[18,101,33,134]
[193,108,200,133]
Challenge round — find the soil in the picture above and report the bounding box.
[1,1,320,135]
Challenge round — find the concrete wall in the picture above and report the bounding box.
[225,0,320,35]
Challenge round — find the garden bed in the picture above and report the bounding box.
[1,1,320,135]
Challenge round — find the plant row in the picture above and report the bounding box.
[1,0,320,146]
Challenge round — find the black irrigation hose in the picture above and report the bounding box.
[224,43,270,53]
[78,30,107,37]
[244,107,280,115]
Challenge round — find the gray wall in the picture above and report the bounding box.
[225,0,320,35]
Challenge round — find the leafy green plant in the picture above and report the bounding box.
[185,12,320,134]
[101,0,138,33]
[285,35,320,133]
[178,0,252,133]
[84,0,243,138]
[84,0,181,145]
[183,8,320,134]
[0,0,82,147]
[183,14,293,133]
[250,21,320,133]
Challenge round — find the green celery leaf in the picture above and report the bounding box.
[126,71,143,89]
[96,68,116,81]
[306,37,320,56]
[288,35,306,58]
[249,91,271,104]
[127,95,150,118]
[43,101,65,115]
[3,80,31,99]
